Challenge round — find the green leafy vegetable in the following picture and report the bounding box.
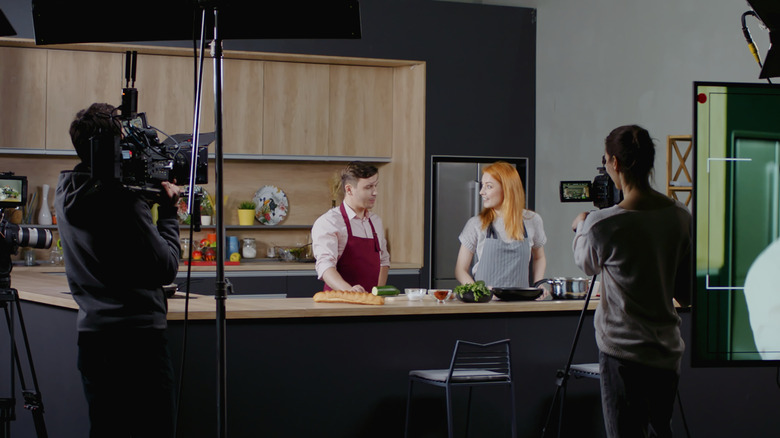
[455,280,491,300]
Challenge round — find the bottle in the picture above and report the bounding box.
[38,184,52,225]
[180,238,190,260]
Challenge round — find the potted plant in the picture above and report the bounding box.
[200,195,214,226]
[237,201,256,226]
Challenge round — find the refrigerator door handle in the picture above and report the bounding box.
[470,180,481,217]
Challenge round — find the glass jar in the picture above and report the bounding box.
[180,238,190,260]
[242,238,257,259]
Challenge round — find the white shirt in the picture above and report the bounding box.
[744,238,780,360]
[311,202,390,280]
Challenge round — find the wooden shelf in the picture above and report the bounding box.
[666,135,692,206]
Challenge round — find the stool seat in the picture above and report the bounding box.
[404,339,516,438]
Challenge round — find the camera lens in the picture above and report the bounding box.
[16,226,53,249]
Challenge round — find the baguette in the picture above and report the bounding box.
[313,290,385,305]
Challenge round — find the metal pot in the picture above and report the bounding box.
[533,277,590,300]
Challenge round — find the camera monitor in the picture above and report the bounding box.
[0,174,26,209]
[559,181,592,202]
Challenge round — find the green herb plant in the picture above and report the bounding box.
[238,201,256,210]
[454,280,491,300]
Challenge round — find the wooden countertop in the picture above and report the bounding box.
[9,271,598,321]
[12,261,420,274]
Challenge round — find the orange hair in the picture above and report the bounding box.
[479,161,526,240]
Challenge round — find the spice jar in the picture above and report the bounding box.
[242,238,257,259]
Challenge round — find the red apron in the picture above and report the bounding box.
[324,203,381,291]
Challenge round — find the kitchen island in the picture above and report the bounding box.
[3,271,646,438]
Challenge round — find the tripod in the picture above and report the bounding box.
[0,286,47,438]
[540,274,598,438]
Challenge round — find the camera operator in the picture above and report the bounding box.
[55,103,181,438]
[571,125,691,438]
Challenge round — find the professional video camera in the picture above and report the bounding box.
[1,173,53,286]
[90,51,210,196]
[559,158,622,209]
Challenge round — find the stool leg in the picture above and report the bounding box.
[405,379,414,438]
[465,386,474,437]
[510,382,517,438]
[446,385,454,438]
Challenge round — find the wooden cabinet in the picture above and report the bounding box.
[0,39,425,268]
[134,53,215,140]
[329,65,393,157]
[263,62,329,156]
[45,50,123,151]
[0,47,47,150]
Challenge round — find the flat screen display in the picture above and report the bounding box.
[693,81,780,366]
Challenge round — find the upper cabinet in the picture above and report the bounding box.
[263,62,328,156]
[45,50,123,152]
[329,65,393,158]
[0,47,47,150]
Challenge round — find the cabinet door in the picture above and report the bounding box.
[263,62,329,156]
[45,50,123,151]
[223,58,264,155]
[329,65,393,158]
[0,47,47,150]
[134,53,215,141]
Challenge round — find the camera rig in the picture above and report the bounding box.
[559,162,622,209]
[90,51,210,198]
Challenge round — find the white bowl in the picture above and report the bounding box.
[405,288,427,301]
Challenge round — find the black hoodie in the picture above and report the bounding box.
[55,163,180,331]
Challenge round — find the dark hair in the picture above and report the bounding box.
[69,103,120,164]
[338,161,378,193]
[605,124,655,188]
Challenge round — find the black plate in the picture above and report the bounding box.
[493,287,543,301]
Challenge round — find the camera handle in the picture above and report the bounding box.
[540,273,598,438]
[0,286,47,438]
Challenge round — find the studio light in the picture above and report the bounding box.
[747,0,780,78]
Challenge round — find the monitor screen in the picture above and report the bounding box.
[693,81,780,366]
[0,174,26,209]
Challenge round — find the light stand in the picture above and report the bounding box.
[540,274,598,438]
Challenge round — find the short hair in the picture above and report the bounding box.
[339,161,378,193]
[69,103,120,164]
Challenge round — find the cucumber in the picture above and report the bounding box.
[372,285,400,296]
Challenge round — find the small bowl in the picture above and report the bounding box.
[405,288,427,301]
[428,289,453,303]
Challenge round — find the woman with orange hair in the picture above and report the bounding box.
[455,161,547,290]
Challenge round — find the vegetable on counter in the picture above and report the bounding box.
[372,285,401,296]
[455,281,491,300]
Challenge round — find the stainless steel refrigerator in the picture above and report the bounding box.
[430,155,529,289]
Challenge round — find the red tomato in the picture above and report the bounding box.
[192,250,203,261]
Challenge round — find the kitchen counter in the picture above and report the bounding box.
[9,270,597,320]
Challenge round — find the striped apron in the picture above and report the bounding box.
[474,221,531,288]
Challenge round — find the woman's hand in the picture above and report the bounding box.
[572,211,589,233]
[454,245,476,285]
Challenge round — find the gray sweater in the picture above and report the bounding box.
[573,201,691,370]
[55,164,180,332]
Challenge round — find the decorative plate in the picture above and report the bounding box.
[254,185,288,225]
[177,186,211,224]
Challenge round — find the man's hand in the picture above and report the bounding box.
[160,181,181,207]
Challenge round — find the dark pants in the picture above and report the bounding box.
[78,329,176,438]
[599,351,679,438]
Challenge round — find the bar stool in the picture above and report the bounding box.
[557,363,690,438]
[404,339,516,438]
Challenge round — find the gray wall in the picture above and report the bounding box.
[534,0,771,277]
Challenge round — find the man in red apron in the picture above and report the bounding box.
[311,162,390,292]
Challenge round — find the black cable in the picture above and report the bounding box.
[742,10,773,84]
